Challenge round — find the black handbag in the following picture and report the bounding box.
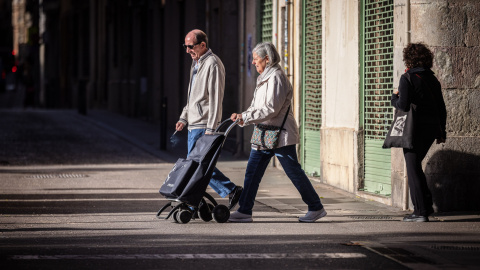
[383,73,416,149]
[382,104,416,149]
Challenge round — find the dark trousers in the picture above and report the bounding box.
[403,132,435,216]
[238,145,323,215]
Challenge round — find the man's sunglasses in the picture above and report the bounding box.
[182,42,201,49]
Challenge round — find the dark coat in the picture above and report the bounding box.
[391,67,447,139]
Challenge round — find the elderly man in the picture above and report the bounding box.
[176,29,242,210]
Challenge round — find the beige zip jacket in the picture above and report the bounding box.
[241,67,300,148]
[179,49,225,133]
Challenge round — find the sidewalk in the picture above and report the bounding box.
[79,109,479,222]
[78,109,184,163]
[77,109,406,219]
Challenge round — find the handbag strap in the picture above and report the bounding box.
[279,106,290,131]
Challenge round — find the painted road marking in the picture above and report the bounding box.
[0,198,160,202]
[10,253,367,260]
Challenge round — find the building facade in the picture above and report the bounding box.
[253,0,480,212]
[18,0,480,212]
[33,0,239,150]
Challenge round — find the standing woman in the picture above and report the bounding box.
[229,42,326,223]
[393,43,447,222]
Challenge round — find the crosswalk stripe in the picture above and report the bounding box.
[10,253,366,260]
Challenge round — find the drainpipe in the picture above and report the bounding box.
[402,0,411,211]
[159,2,166,150]
[235,0,246,157]
[406,0,411,43]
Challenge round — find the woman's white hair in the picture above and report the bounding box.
[252,42,281,67]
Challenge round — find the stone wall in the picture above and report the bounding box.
[410,0,480,211]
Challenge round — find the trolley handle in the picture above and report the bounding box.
[215,118,232,132]
[215,118,240,138]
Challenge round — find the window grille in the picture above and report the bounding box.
[261,0,273,42]
[364,0,394,140]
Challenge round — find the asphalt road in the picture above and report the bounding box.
[1,110,479,269]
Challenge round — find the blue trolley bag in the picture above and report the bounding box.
[159,158,199,198]
[176,133,225,206]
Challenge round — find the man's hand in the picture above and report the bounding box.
[393,90,399,95]
[230,113,244,125]
[176,122,185,131]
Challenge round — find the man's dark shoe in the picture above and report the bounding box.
[402,214,429,222]
[228,186,243,210]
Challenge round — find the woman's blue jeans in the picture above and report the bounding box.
[238,144,323,215]
[187,129,236,198]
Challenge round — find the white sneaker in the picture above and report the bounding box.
[228,211,253,223]
[298,208,327,223]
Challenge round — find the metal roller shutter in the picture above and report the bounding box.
[301,0,322,177]
[362,0,394,196]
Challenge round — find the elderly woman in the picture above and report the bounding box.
[392,43,447,222]
[229,42,326,223]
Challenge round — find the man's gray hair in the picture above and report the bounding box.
[252,42,281,67]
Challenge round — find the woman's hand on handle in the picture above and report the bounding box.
[230,113,244,125]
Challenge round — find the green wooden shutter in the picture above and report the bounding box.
[261,0,273,42]
[362,0,394,196]
[301,0,322,177]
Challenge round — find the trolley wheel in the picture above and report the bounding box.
[172,209,180,223]
[198,203,214,222]
[212,204,230,223]
[177,210,193,224]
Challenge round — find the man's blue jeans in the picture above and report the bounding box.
[187,129,236,198]
[237,144,324,215]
